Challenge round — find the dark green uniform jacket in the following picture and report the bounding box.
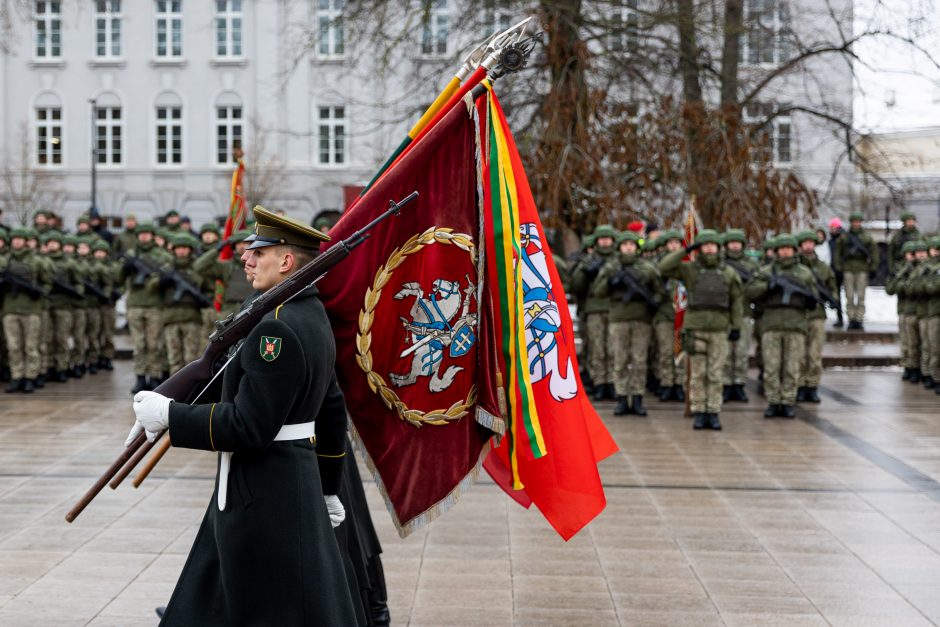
[121,242,173,308]
[161,286,357,626]
[801,253,838,321]
[571,246,615,314]
[887,261,917,317]
[658,249,743,332]
[592,253,662,322]
[908,260,934,319]
[2,248,50,315]
[745,257,817,333]
[925,259,940,318]
[834,228,879,273]
[194,250,256,317]
[160,256,205,325]
[888,227,920,274]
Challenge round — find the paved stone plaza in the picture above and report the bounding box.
[0,363,938,626]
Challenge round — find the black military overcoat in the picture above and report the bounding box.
[160,286,357,626]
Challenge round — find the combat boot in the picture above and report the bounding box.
[924,376,935,389]
[88,362,98,375]
[692,413,707,429]
[0,367,9,382]
[764,404,779,418]
[902,368,912,381]
[631,395,647,416]
[22,379,35,394]
[731,384,749,402]
[593,385,605,402]
[101,358,114,371]
[910,369,922,383]
[603,383,616,400]
[131,375,148,394]
[54,370,68,383]
[796,386,807,402]
[722,385,732,402]
[5,379,22,393]
[658,386,672,401]
[614,396,630,416]
[780,404,796,418]
[673,385,685,402]
[34,374,45,388]
[708,413,722,430]
[69,365,84,379]
[935,385,940,395]
[805,387,821,403]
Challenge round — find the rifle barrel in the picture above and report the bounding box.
[64,432,147,523]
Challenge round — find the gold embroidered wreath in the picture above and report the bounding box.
[356,227,477,427]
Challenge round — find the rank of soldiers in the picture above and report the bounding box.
[567,214,939,430]
[0,210,260,395]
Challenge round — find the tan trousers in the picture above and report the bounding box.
[762,330,806,405]
[901,314,921,369]
[609,320,651,396]
[3,313,41,380]
[127,306,164,378]
[843,271,868,322]
[801,318,826,387]
[586,313,610,385]
[654,321,685,386]
[686,329,729,413]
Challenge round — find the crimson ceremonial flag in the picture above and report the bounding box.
[479,89,618,541]
[319,99,503,536]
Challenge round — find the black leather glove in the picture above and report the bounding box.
[728,329,740,342]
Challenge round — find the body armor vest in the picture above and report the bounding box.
[688,267,729,311]
[6,255,33,283]
[224,267,255,303]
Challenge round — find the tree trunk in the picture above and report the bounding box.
[720,0,743,108]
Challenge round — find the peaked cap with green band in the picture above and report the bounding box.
[247,205,331,250]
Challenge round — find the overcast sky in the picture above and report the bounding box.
[854,0,940,132]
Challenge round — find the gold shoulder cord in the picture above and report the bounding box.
[208,403,217,451]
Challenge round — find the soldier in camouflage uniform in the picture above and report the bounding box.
[43,232,83,382]
[834,212,879,330]
[92,240,117,370]
[887,212,920,275]
[907,241,934,388]
[121,222,174,393]
[35,232,57,387]
[76,238,104,374]
[572,225,618,401]
[797,230,838,403]
[112,214,139,256]
[2,228,51,393]
[193,229,257,324]
[887,242,920,381]
[659,229,743,430]
[652,231,686,402]
[745,235,818,418]
[60,235,90,378]
[593,231,663,415]
[159,234,207,374]
[198,222,220,257]
[924,236,940,394]
[721,229,759,403]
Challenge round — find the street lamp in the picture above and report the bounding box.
[89,98,98,215]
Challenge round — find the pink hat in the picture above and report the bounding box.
[828,217,842,229]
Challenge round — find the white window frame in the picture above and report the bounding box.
[317,105,347,166]
[95,105,123,166]
[741,0,792,66]
[34,1,62,59]
[215,0,243,58]
[481,0,511,38]
[215,103,244,166]
[420,0,448,57]
[155,0,183,59]
[743,102,792,166]
[608,0,639,54]
[156,104,184,167]
[34,105,63,167]
[316,0,345,58]
[94,0,122,59]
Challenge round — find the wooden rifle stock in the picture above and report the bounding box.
[65,191,417,523]
[134,437,172,488]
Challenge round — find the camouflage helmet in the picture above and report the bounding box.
[92,239,110,252]
[910,240,929,252]
[617,230,641,244]
[232,229,254,243]
[849,211,864,221]
[62,234,80,247]
[43,230,63,244]
[795,230,818,244]
[170,233,197,249]
[199,222,221,235]
[694,229,721,246]
[136,222,157,235]
[900,211,916,221]
[76,215,91,226]
[774,234,798,250]
[580,233,596,251]
[929,236,940,249]
[9,227,30,240]
[660,229,684,243]
[901,241,918,254]
[592,224,618,241]
[722,229,746,245]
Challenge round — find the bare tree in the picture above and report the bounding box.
[240,115,290,212]
[0,123,64,226]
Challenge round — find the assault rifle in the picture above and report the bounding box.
[610,269,658,310]
[844,230,872,263]
[161,269,212,308]
[81,279,110,304]
[51,278,83,300]
[121,254,163,286]
[0,270,46,299]
[65,190,418,523]
[806,271,840,310]
[582,255,605,279]
[768,270,817,309]
[724,257,754,283]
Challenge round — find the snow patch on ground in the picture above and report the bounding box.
[827,286,898,327]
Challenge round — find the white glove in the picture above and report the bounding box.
[325,495,345,528]
[125,391,173,446]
